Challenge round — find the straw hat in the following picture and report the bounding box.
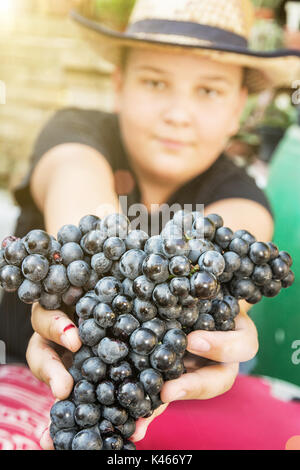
[71,0,300,94]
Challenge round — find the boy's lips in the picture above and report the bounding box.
[155,136,195,150]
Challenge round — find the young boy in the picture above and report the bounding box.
[1,0,299,449]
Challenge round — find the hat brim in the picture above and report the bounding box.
[71,10,300,94]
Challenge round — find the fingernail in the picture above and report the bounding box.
[170,390,186,402]
[131,431,146,443]
[60,325,78,351]
[189,337,211,353]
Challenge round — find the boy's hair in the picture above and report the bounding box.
[120,47,248,89]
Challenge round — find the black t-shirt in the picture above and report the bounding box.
[0,108,273,363]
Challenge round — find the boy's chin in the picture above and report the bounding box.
[148,165,190,183]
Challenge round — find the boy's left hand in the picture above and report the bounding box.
[131,305,258,442]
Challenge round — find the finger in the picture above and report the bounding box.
[131,404,169,442]
[187,309,258,363]
[161,362,239,403]
[31,302,82,353]
[26,332,74,400]
[40,426,54,451]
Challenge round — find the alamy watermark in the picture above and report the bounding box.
[95,198,205,238]
[291,340,300,365]
[0,340,6,365]
[0,81,6,104]
[292,80,300,105]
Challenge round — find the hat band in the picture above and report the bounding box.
[126,19,248,48]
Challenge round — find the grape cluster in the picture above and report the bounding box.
[0,211,295,450]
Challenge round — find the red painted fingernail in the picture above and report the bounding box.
[63,324,75,333]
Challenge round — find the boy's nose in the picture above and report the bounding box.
[162,101,192,128]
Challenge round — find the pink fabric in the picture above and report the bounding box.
[136,375,300,450]
[0,365,299,450]
[0,365,54,450]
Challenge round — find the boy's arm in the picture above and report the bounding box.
[30,142,121,236]
[26,142,121,400]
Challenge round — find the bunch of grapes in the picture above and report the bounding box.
[0,211,295,450]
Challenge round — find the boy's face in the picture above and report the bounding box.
[114,48,248,185]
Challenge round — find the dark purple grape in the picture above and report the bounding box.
[81,230,107,255]
[0,265,23,292]
[269,258,290,281]
[119,249,146,280]
[150,344,176,371]
[95,276,123,303]
[161,238,189,258]
[73,380,96,404]
[249,242,271,265]
[152,283,178,308]
[206,213,224,229]
[125,230,149,250]
[133,298,157,322]
[81,357,107,383]
[103,434,123,450]
[261,279,282,297]
[93,303,117,328]
[198,250,225,277]
[74,403,101,428]
[281,270,295,288]
[50,400,76,430]
[79,215,100,235]
[103,237,126,261]
[4,240,28,267]
[96,381,115,406]
[214,227,233,249]
[98,338,129,365]
[57,225,81,245]
[24,230,52,256]
[228,237,249,257]
[190,271,219,300]
[142,253,169,283]
[61,242,83,266]
[130,328,158,355]
[117,380,145,408]
[169,255,191,277]
[102,406,128,426]
[139,369,164,396]
[163,328,187,354]
[142,318,166,342]
[112,294,133,314]
[133,275,155,300]
[72,429,103,450]
[18,280,42,304]
[43,264,69,294]
[193,313,215,331]
[78,319,106,347]
[109,362,133,383]
[112,314,140,341]
[230,278,256,300]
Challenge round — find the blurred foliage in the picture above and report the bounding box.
[260,93,298,128]
[234,92,298,151]
[79,0,136,30]
[249,19,284,50]
[251,0,283,8]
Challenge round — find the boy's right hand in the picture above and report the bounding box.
[26,302,82,400]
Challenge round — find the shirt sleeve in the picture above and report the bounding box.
[205,160,274,218]
[14,107,119,209]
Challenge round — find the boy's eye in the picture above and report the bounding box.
[197,87,220,98]
[142,79,166,91]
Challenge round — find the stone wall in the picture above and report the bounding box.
[0,0,115,191]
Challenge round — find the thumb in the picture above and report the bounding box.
[131,403,169,442]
